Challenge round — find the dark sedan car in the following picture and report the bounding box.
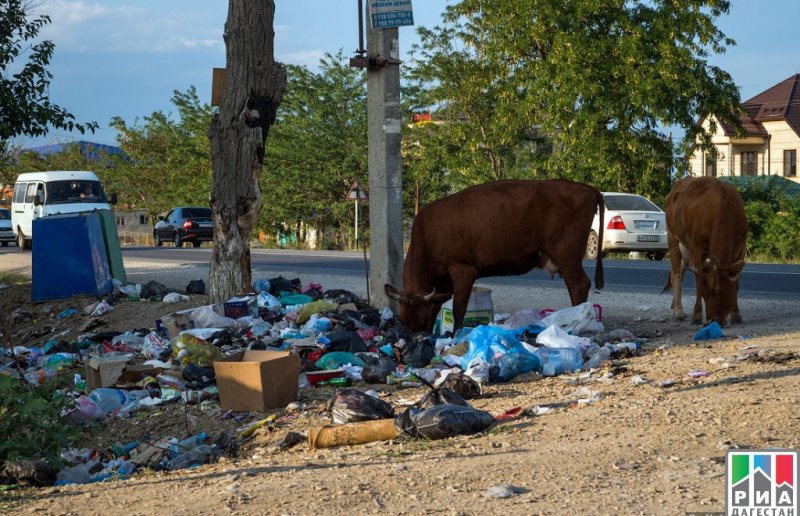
[153,206,213,248]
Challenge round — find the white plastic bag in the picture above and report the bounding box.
[163,292,190,303]
[539,302,603,335]
[190,306,238,329]
[535,324,590,351]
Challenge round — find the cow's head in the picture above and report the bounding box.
[384,284,452,332]
[701,255,745,324]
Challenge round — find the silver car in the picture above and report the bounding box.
[0,208,14,246]
[586,193,668,261]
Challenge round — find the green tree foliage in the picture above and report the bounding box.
[406,0,741,202]
[110,87,214,219]
[0,0,97,155]
[262,53,367,248]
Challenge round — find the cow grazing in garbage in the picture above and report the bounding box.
[662,176,747,325]
[384,179,605,333]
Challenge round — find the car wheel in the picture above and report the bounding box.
[647,251,666,261]
[154,232,162,247]
[192,241,201,248]
[585,231,599,260]
[16,231,29,250]
[174,232,183,248]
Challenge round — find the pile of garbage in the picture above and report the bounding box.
[1,276,647,486]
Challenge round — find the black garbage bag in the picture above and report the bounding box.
[323,289,361,305]
[182,363,216,388]
[141,280,170,300]
[382,323,412,346]
[186,280,206,295]
[396,334,435,368]
[395,404,495,440]
[326,330,368,353]
[327,388,395,425]
[415,387,471,410]
[268,276,301,297]
[361,355,398,384]
[437,370,482,399]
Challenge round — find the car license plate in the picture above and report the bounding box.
[637,234,660,242]
[199,222,213,228]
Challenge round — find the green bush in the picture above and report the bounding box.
[0,375,80,466]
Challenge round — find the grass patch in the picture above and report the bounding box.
[0,272,29,285]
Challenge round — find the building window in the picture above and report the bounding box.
[705,154,717,177]
[139,214,147,225]
[741,151,757,176]
[116,217,125,226]
[784,150,797,177]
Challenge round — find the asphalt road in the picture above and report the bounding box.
[2,245,798,299]
[108,247,800,300]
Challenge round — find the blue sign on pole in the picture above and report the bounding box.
[369,0,414,29]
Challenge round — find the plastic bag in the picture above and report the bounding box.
[190,305,237,329]
[327,388,394,424]
[415,387,470,410]
[694,321,724,341]
[172,334,219,366]
[296,300,338,324]
[539,302,603,335]
[257,291,283,310]
[325,331,368,353]
[252,278,271,294]
[186,280,206,295]
[163,292,190,303]
[395,404,495,440]
[535,324,591,352]
[361,355,397,384]
[459,326,540,382]
[396,335,435,368]
[315,351,365,370]
[434,369,482,399]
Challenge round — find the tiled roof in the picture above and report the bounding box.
[741,74,800,137]
[718,104,768,137]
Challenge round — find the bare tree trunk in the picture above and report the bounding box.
[208,0,286,302]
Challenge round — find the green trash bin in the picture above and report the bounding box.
[97,209,127,284]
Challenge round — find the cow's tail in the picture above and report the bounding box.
[594,189,604,290]
[661,273,672,294]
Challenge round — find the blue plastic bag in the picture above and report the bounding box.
[694,321,725,341]
[459,326,540,382]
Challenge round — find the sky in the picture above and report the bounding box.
[11,0,800,149]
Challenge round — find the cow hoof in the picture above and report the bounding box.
[672,313,687,322]
[691,316,704,325]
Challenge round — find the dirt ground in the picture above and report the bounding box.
[2,255,800,515]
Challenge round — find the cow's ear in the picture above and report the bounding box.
[384,284,403,301]
[728,259,745,282]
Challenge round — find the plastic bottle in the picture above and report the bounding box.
[584,346,612,369]
[165,444,216,470]
[88,388,128,414]
[534,346,583,376]
[167,432,208,458]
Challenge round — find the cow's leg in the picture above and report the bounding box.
[557,258,591,306]
[447,265,476,332]
[730,278,743,324]
[667,236,687,321]
[692,280,705,325]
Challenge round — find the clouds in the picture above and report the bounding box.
[36,1,226,54]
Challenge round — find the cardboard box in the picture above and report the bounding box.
[223,296,257,319]
[85,355,131,390]
[213,350,300,412]
[119,364,167,384]
[434,287,494,335]
[157,308,196,339]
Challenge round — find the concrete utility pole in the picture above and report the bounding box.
[366,17,404,310]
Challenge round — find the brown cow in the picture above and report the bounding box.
[662,176,747,325]
[384,179,604,333]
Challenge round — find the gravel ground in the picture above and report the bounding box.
[2,250,800,515]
